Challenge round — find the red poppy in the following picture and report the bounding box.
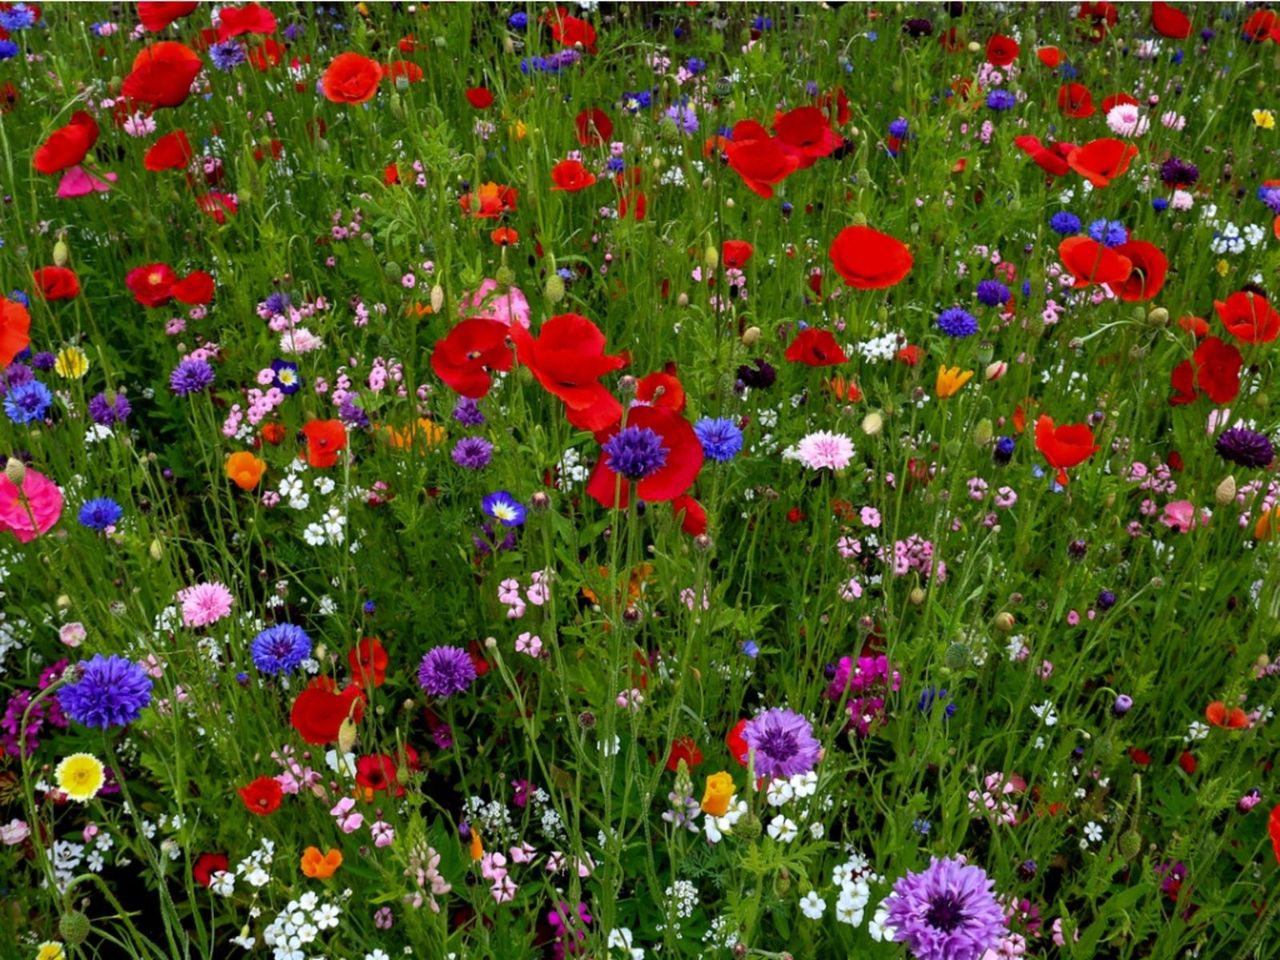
[1036,46,1064,68]
[216,3,276,40]
[1178,315,1210,337]
[322,52,383,104]
[1215,291,1280,344]
[772,106,839,168]
[1109,240,1167,302]
[1057,82,1096,118]
[544,6,597,53]
[171,271,215,305]
[726,120,799,199]
[672,494,707,536]
[635,370,686,412]
[574,107,613,147]
[260,422,286,445]
[1269,804,1280,864]
[1128,746,1152,766]
[1178,751,1197,775]
[1101,91,1139,114]
[126,263,178,307]
[550,158,597,192]
[1013,135,1074,177]
[137,2,198,32]
[828,225,913,290]
[32,266,80,301]
[785,328,848,366]
[385,61,424,85]
[192,852,229,887]
[585,406,704,509]
[356,753,398,795]
[510,312,628,432]
[985,34,1019,66]
[348,637,388,688]
[815,86,851,126]
[618,189,647,221]
[459,182,518,219]
[1242,9,1279,42]
[301,419,347,468]
[464,86,493,108]
[247,39,284,71]
[33,111,98,175]
[1078,1,1119,39]
[727,718,749,766]
[196,192,239,224]
[1067,138,1138,188]
[1190,338,1246,406]
[897,344,923,367]
[430,317,513,398]
[144,130,193,172]
[123,42,203,108]
[666,736,704,772]
[290,677,365,745]
[0,297,31,367]
[490,226,519,246]
[1057,237,1132,288]
[1169,362,1198,406]
[722,240,753,269]
[1034,415,1100,485]
[238,775,283,816]
[1205,700,1249,729]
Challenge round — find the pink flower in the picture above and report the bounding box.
[0,467,63,543]
[56,166,117,198]
[794,431,854,471]
[176,581,235,628]
[458,278,531,329]
[1161,500,1201,533]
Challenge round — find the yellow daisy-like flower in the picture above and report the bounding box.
[55,753,105,803]
[1253,109,1275,130]
[1216,258,1231,277]
[54,347,89,379]
[935,365,975,399]
[36,943,65,960]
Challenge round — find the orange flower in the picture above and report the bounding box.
[935,366,974,399]
[490,227,519,246]
[322,52,382,104]
[300,846,343,878]
[225,451,267,490]
[1205,701,1249,729]
[381,418,446,450]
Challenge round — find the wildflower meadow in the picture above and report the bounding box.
[4,2,1280,958]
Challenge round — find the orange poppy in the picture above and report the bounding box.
[300,846,343,878]
[1205,701,1249,729]
[225,451,267,490]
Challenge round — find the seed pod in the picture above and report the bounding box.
[1118,830,1142,860]
[430,284,445,313]
[1216,476,1237,505]
[383,260,401,279]
[1146,307,1169,327]
[942,641,970,670]
[973,418,993,447]
[544,273,566,304]
[53,238,70,267]
[60,911,91,945]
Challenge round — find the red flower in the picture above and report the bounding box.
[772,106,839,168]
[301,420,347,468]
[1067,138,1138,188]
[672,494,706,536]
[348,637,389,688]
[1242,9,1279,42]
[459,182,518,219]
[465,86,493,109]
[510,312,628,432]
[726,120,799,199]
[1169,361,1198,406]
[985,34,1020,66]
[290,677,365,745]
[1128,746,1152,766]
[145,130,193,172]
[1205,700,1249,729]
[192,852,229,887]
[216,3,276,40]
[32,266,80,301]
[544,7,597,53]
[1269,804,1280,864]
[1036,46,1064,68]
[785,328,848,367]
[550,159,597,192]
[322,52,383,104]
[828,225,913,290]
[586,406,704,509]
[575,107,613,146]
[618,189,647,221]
[171,271,215,305]
[1034,415,1100,485]
[1057,237,1132,288]
[1110,240,1167,302]
[814,85,850,126]
[196,192,239,224]
[247,38,285,71]
[356,753,398,795]
[0,298,31,367]
[1101,92,1139,114]
[1193,336,1242,404]
[137,2,199,31]
[665,736,703,772]
[1057,82,1096,118]
[385,61,424,85]
[1078,2,1119,39]
[635,370,686,412]
[123,42,203,108]
[1013,135,1075,178]
[896,344,923,367]
[1178,751,1197,775]
[726,719,749,766]
[722,240,753,270]
[33,111,98,175]
[126,263,178,307]
[431,318,513,398]
[1215,291,1280,344]
[238,775,283,816]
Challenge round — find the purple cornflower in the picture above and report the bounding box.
[985,89,1016,111]
[169,358,215,396]
[884,856,1006,960]
[736,358,776,389]
[452,436,493,469]
[1215,427,1274,469]
[889,117,909,138]
[602,426,668,480]
[664,101,699,135]
[418,646,477,698]
[338,396,370,429]
[208,40,247,70]
[974,280,1009,307]
[937,307,978,338]
[1161,156,1199,188]
[742,708,821,779]
[88,391,131,426]
[31,352,56,371]
[250,624,312,675]
[58,655,153,729]
[453,397,486,426]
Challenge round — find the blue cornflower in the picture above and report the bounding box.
[169,358,215,396]
[985,89,1017,111]
[752,16,773,30]
[0,4,36,30]
[975,280,1010,307]
[888,117,909,138]
[620,89,653,113]
[270,358,302,395]
[363,600,376,615]
[208,40,247,70]
[603,426,668,480]
[937,307,978,338]
[78,498,124,532]
[912,818,932,835]
[1087,219,1127,247]
[685,57,706,75]
[3,380,52,423]
[1058,62,1078,80]
[994,436,1016,464]
[281,22,302,42]
[740,639,759,658]
[664,101,699,135]
[1258,185,1280,213]
[1048,211,1082,235]
[452,397,486,426]
[0,40,18,60]
[508,11,528,30]
[59,655,153,729]
[482,490,526,527]
[919,687,956,718]
[605,156,625,174]
[693,417,744,462]
[7,290,29,307]
[250,624,312,675]
[1152,197,1169,212]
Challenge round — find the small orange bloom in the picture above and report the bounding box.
[490,226,519,246]
[381,418,446,450]
[300,846,343,878]
[1206,701,1249,729]
[225,451,267,490]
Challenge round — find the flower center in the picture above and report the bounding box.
[925,893,966,933]
[602,426,669,481]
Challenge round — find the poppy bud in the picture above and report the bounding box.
[59,911,91,946]
[495,265,515,287]
[741,326,761,346]
[544,274,566,304]
[773,868,792,896]
[694,533,712,551]
[852,208,869,225]
[3,458,25,486]
[676,292,689,307]
[877,305,889,323]
[148,538,164,561]
[383,260,401,278]
[53,238,69,267]
[993,611,1015,632]
[942,642,970,670]
[430,284,445,313]
[1146,307,1169,327]
[56,594,70,609]
[1118,830,1142,860]
[736,812,762,841]
[973,418,993,447]
[725,198,735,209]
[861,411,884,436]
[1254,391,1270,410]
[337,716,358,754]
[984,361,1008,381]
[704,246,719,270]
[976,341,994,364]
[396,762,411,786]
[1216,476,1237,505]
[909,586,927,606]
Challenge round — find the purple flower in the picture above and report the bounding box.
[452,436,493,470]
[937,307,978,338]
[250,624,312,675]
[1216,427,1274,469]
[88,391,131,426]
[742,708,821,779]
[209,40,247,70]
[453,397,486,426]
[169,358,215,396]
[417,646,477,698]
[602,426,668,480]
[884,856,1006,960]
[58,654,153,729]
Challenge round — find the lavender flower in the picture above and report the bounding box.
[169,358,215,396]
[1215,427,1274,469]
[88,391,131,426]
[58,655,153,729]
[209,40,247,70]
[884,856,1006,960]
[742,708,821,779]
[452,436,494,469]
[417,646,477,698]
[453,397,486,426]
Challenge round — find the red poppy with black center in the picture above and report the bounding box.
[829,225,913,290]
[585,405,704,509]
[635,369,686,412]
[145,130,193,172]
[33,111,99,175]
[356,753,398,794]
[192,852,229,887]
[32,266,80,301]
[1215,291,1280,344]
[550,158,597,192]
[1242,9,1279,42]
[300,419,347,468]
[1057,82,1096,118]
[785,328,848,366]
[123,42,203,108]
[237,775,283,816]
[986,34,1019,66]
[1057,237,1132,288]
[1110,240,1167,302]
[772,106,839,168]
[511,312,628,432]
[1067,138,1138,188]
[1036,46,1064,68]
[726,120,799,199]
[138,2,199,31]
[1205,701,1249,729]
[431,317,513,398]
[575,107,613,146]
[722,240,753,269]
[290,677,365,745]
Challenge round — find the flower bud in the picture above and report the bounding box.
[861,411,884,436]
[993,611,1015,632]
[984,361,1008,382]
[495,264,515,287]
[60,911,91,945]
[149,538,164,561]
[942,642,970,670]
[703,246,719,270]
[544,273,566,304]
[1215,475,1236,505]
[3,458,25,487]
[338,716,358,754]
[741,325,761,346]
[1146,307,1169,327]
[973,418,993,447]
[908,586,926,606]
[1118,830,1142,860]
[383,260,402,279]
[676,292,689,307]
[430,284,445,313]
[53,238,70,267]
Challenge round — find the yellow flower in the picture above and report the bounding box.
[509,119,527,141]
[1216,259,1231,277]
[36,944,65,960]
[700,771,735,817]
[55,753,105,803]
[935,366,974,399]
[54,347,89,379]
[1253,109,1275,130]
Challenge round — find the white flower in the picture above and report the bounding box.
[766,779,795,807]
[703,800,747,844]
[792,771,818,798]
[210,871,235,896]
[799,891,826,920]
[868,903,895,942]
[366,951,392,960]
[766,815,798,843]
[835,889,864,926]
[1084,821,1104,843]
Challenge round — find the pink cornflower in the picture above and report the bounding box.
[177,581,234,628]
[1106,103,1149,137]
[794,431,855,471]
